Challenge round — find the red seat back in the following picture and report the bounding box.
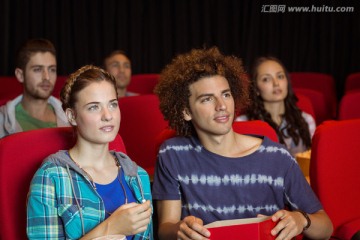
[338,91,360,120]
[294,88,328,124]
[345,72,360,93]
[295,93,316,124]
[119,94,168,175]
[310,119,360,238]
[53,75,68,99]
[0,127,126,239]
[290,72,337,120]
[0,99,8,107]
[127,74,160,95]
[0,76,22,102]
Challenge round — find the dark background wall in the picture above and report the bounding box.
[1,0,359,99]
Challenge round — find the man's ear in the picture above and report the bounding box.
[183,108,192,121]
[65,108,77,126]
[15,68,24,83]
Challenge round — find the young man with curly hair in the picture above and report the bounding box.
[152,47,333,240]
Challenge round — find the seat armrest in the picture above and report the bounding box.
[336,217,360,240]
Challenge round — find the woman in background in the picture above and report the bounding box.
[27,65,153,239]
[236,57,315,156]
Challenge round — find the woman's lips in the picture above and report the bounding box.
[100,125,114,132]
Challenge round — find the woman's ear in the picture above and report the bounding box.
[182,108,192,121]
[65,109,77,126]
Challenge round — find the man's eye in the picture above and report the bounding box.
[223,92,232,98]
[110,63,120,68]
[201,97,212,103]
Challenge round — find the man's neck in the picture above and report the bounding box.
[198,130,262,158]
[20,95,55,122]
[198,130,237,156]
[117,88,127,98]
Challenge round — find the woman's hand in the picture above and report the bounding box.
[109,200,152,236]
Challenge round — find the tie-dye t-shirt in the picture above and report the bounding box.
[152,136,322,225]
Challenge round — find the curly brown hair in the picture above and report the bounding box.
[154,46,249,137]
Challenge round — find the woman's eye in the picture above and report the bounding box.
[109,102,118,109]
[261,77,270,82]
[88,105,99,111]
[278,74,285,79]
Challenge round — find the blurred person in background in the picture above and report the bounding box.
[103,50,138,98]
[0,38,68,138]
[236,56,315,156]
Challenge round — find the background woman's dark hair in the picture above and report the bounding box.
[154,46,249,137]
[246,56,311,149]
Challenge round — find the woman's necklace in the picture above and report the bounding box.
[68,150,128,216]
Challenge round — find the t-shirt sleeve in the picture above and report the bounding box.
[284,160,323,213]
[152,142,181,200]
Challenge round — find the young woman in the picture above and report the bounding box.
[236,57,315,156]
[27,65,153,239]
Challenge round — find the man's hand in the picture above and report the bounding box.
[177,215,211,240]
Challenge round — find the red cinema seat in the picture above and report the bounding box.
[294,88,328,124]
[53,75,69,99]
[345,72,360,93]
[0,127,126,240]
[127,74,160,95]
[310,119,360,239]
[338,91,360,120]
[290,72,337,120]
[0,76,22,102]
[295,93,316,124]
[119,94,168,176]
